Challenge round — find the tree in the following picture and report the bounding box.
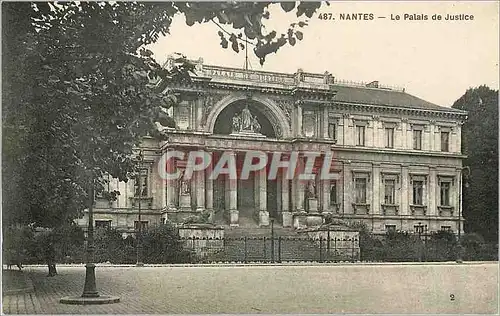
[452,85,499,242]
[2,2,326,229]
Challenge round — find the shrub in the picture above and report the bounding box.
[141,223,194,263]
[94,228,135,264]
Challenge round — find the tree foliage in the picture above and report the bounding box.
[2,2,325,228]
[452,85,499,242]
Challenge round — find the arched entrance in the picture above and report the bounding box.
[207,95,289,226]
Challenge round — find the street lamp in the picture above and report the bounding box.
[136,150,144,267]
[60,174,120,304]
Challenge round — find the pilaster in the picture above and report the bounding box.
[297,103,303,137]
[322,106,329,139]
[401,165,409,216]
[166,149,177,211]
[372,163,381,215]
[428,166,437,216]
[342,161,352,214]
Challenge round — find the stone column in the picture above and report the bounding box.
[321,178,330,212]
[296,157,305,212]
[205,156,214,212]
[281,172,292,227]
[195,168,205,211]
[166,149,177,211]
[428,166,437,216]
[258,168,269,226]
[227,152,238,227]
[401,165,409,216]
[372,163,381,215]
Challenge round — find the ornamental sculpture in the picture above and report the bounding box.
[231,104,262,133]
[307,180,317,198]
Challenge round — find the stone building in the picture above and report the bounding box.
[76,58,468,236]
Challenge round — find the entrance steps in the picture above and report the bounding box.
[224,225,297,238]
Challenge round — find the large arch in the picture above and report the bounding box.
[205,93,291,139]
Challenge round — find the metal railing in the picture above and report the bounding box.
[181,236,360,263]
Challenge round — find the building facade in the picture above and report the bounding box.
[77,58,468,236]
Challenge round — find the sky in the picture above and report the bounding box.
[147,1,499,107]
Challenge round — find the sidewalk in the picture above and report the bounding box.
[2,269,34,295]
[2,264,498,314]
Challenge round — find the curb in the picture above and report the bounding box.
[22,261,498,268]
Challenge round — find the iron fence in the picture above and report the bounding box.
[181,236,360,263]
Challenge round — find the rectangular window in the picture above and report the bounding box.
[356,125,365,146]
[134,169,148,197]
[95,220,111,229]
[413,130,422,150]
[441,131,450,152]
[440,182,451,206]
[328,122,337,140]
[385,128,394,148]
[385,225,396,233]
[134,221,148,231]
[330,182,337,205]
[384,179,395,204]
[441,226,451,232]
[412,180,423,205]
[355,178,367,203]
[414,224,425,234]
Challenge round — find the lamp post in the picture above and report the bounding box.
[136,150,144,267]
[457,166,470,263]
[82,176,99,297]
[60,174,120,304]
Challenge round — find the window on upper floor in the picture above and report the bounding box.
[95,220,111,230]
[134,169,149,197]
[413,130,422,150]
[384,179,396,204]
[355,178,367,203]
[414,224,426,234]
[385,127,394,148]
[328,122,337,141]
[441,131,450,152]
[384,127,394,148]
[356,125,365,146]
[412,180,424,205]
[441,226,452,232]
[330,181,337,205]
[134,220,148,231]
[440,181,451,206]
[385,224,396,233]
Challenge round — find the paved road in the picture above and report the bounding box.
[2,263,498,314]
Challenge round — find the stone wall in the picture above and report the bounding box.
[178,225,225,259]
